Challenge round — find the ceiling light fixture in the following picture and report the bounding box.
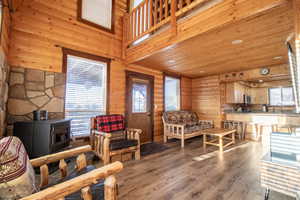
[168,60,176,64]
[231,40,243,45]
[199,71,205,73]
[273,56,283,60]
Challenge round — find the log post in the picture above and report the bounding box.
[40,164,49,188]
[171,0,177,36]
[104,175,118,200]
[103,137,111,165]
[59,159,67,178]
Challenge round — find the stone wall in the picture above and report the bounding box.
[7,67,66,128]
[0,50,9,137]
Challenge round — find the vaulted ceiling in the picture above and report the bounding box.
[134,3,294,78]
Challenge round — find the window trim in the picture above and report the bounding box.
[163,72,182,112]
[77,0,115,34]
[268,87,295,107]
[62,48,111,114]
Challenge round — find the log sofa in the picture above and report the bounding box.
[0,136,123,200]
[162,111,213,148]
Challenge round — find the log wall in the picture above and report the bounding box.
[192,76,222,128]
[7,0,192,141]
[9,0,126,72]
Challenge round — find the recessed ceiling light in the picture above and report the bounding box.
[168,60,176,64]
[273,56,283,60]
[199,71,205,73]
[258,80,264,83]
[231,40,243,45]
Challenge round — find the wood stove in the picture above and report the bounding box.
[13,119,71,159]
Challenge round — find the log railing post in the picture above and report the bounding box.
[171,0,177,36]
[122,14,129,58]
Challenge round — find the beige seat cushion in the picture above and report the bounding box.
[0,136,38,200]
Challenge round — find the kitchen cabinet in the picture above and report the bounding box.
[250,88,268,104]
[226,82,248,103]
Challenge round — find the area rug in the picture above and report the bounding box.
[141,142,170,157]
[192,142,250,162]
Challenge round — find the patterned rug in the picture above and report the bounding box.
[192,141,250,162]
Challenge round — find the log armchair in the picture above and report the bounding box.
[162,111,214,148]
[90,114,142,165]
[0,136,123,200]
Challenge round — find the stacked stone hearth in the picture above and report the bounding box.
[0,50,9,137]
[7,67,66,129]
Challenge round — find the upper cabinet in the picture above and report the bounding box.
[226,82,248,104]
[250,88,268,105]
[225,82,269,105]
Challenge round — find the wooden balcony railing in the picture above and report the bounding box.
[123,0,211,48]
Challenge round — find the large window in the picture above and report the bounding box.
[269,87,295,106]
[64,49,110,137]
[78,0,114,33]
[164,76,181,111]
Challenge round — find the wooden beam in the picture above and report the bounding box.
[125,0,288,63]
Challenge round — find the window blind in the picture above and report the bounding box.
[82,0,112,29]
[65,55,107,137]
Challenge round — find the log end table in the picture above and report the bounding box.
[202,128,236,152]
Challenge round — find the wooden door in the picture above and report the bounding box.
[126,71,154,144]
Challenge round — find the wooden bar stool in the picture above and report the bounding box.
[222,120,245,140]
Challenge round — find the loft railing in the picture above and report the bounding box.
[123,0,211,48]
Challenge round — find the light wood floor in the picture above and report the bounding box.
[115,138,295,200]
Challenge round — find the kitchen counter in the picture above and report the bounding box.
[224,111,300,117]
[225,112,300,139]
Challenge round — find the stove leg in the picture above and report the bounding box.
[264,188,270,200]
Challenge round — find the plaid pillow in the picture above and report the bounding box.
[95,114,125,133]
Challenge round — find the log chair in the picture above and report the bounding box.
[90,115,142,165]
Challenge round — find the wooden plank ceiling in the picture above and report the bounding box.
[134,3,294,78]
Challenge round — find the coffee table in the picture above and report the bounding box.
[202,128,236,152]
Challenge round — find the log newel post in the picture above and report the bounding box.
[171,0,177,36]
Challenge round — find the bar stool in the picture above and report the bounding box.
[250,122,277,141]
[222,120,245,140]
[277,124,300,134]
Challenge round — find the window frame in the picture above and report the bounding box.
[268,87,295,107]
[163,73,182,112]
[62,48,111,115]
[77,0,115,34]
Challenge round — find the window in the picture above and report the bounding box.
[78,0,114,33]
[64,49,110,137]
[164,76,181,111]
[132,83,147,113]
[269,87,295,106]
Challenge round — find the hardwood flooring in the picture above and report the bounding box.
[115,138,294,200]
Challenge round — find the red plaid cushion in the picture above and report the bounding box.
[95,114,125,133]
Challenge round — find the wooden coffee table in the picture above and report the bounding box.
[202,128,236,152]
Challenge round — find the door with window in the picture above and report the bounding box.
[126,71,154,143]
[63,49,110,138]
